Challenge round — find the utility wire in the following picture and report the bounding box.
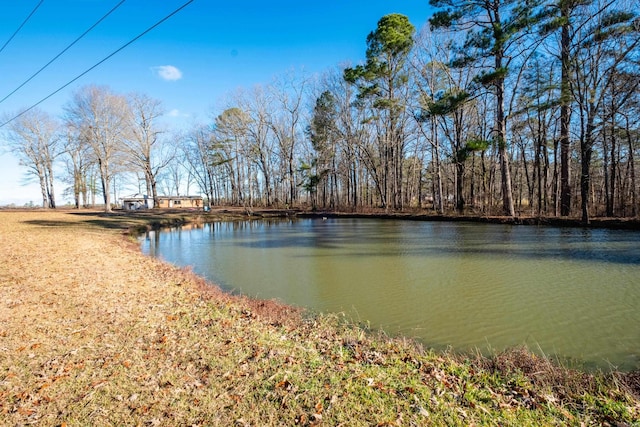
[0,0,127,106]
[0,0,194,128]
[0,0,45,55]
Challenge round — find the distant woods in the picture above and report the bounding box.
[2,1,639,222]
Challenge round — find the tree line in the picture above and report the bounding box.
[2,0,638,222]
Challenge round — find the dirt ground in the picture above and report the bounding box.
[0,209,230,424]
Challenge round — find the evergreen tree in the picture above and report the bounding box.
[344,13,415,210]
[429,0,541,216]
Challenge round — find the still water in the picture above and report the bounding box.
[141,218,640,371]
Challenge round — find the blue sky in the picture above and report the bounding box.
[0,0,434,205]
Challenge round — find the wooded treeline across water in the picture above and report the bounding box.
[3,0,638,223]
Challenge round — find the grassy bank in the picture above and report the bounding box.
[1,209,638,426]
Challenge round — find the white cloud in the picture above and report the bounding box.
[168,109,182,117]
[152,65,183,81]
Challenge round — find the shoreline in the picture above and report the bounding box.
[296,210,640,230]
[6,205,640,230]
[1,209,638,425]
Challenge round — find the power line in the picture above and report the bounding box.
[0,0,127,106]
[0,0,45,55]
[0,0,194,128]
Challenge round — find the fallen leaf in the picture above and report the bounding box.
[17,406,34,416]
[276,379,292,390]
[91,380,108,389]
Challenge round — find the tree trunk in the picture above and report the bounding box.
[433,118,444,214]
[455,161,465,214]
[151,178,158,209]
[38,167,49,208]
[603,126,611,216]
[626,119,637,217]
[98,159,112,212]
[608,113,616,217]
[74,169,81,209]
[559,7,572,216]
[553,138,559,216]
[499,146,515,217]
[496,58,515,217]
[581,122,595,224]
[535,135,542,216]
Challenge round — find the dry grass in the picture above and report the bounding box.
[1,209,638,426]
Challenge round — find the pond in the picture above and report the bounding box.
[140,218,640,371]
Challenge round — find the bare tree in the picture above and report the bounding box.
[124,92,171,208]
[268,70,310,206]
[324,66,371,210]
[159,161,183,196]
[411,27,449,213]
[180,123,217,205]
[570,1,639,223]
[3,108,60,208]
[64,85,131,212]
[236,86,277,206]
[61,125,95,208]
[212,107,251,205]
